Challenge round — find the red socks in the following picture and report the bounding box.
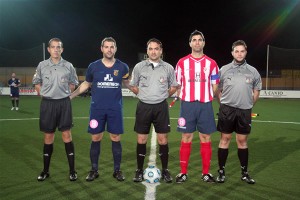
[200,142,212,174]
[179,141,192,174]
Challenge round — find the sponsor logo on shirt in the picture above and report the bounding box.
[188,72,207,82]
[97,74,120,88]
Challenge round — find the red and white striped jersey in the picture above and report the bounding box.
[175,54,219,102]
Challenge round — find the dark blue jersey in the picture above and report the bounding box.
[8,78,20,93]
[86,59,129,109]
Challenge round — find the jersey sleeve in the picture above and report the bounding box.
[32,63,42,85]
[210,61,220,84]
[122,63,130,80]
[69,64,79,85]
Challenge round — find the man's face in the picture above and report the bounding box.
[189,35,205,53]
[232,45,247,62]
[101,41,116,59]
[147,42,162,62]
[47,41,63,59]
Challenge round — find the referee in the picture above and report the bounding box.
[33,38,79,182]
[130,38,178,183]
[216,40,262,184]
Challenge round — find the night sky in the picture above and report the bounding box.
[1,0,300,76]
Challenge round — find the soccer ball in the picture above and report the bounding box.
[143,165,161,183]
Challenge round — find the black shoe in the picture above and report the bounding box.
[216,169,225,183]
[201,173,216,183]
[161,169,173,183]
[69,171,77,181]
[133,169,143,182]
[241,172,255,184]
[175,173,188,183]
[86,170,99,182]
[113,170,125,181]
[37,171,49,181]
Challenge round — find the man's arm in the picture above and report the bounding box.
[123,79,139,95]
[130,86,139,95]
[215,88,222,104]
[70,81,91,99]
[212,83,218,97]
[34,83,41,95]
[175,85,181,97]
[69,84,76,92]
[16,79,21,87]
[253,89,260,105]
[168,86,178,97]
[122,79,131,90]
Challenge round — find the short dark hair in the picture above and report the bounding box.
[48,38,63,47]
[232,40,247,51]
[101,37,117,47]
[189,30,205,42]
[146,38,163,49]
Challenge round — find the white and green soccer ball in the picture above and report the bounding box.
[143,165,161,184]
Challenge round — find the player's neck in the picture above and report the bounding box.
[51,57,61,64]
[102,58,115,68]
[191,52,204,59]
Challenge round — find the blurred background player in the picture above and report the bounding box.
[8,72,21,110]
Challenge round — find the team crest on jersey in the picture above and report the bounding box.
[245,75,252,83]
[159,76,166,83]
[114,70,119,76]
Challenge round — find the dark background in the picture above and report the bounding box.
[1,0,300,76]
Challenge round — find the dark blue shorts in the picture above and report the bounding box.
[217,104,252,134]
[40,97,73,133]
[177,101,216,134]
[10,90,19,98]
[88,107,124,134]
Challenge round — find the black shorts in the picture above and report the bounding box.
[134,100,170,134]
[39,97,73,133]
[217,104,252,134]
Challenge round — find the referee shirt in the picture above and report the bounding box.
[218,61,262,109]
[32,58,79,99]
[130,59,178,104]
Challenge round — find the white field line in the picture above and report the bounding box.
[142,127,160,200]
[148,127,158,166]
[1,117,300,125]
[0,115,161,199]
[1,116,299,199]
